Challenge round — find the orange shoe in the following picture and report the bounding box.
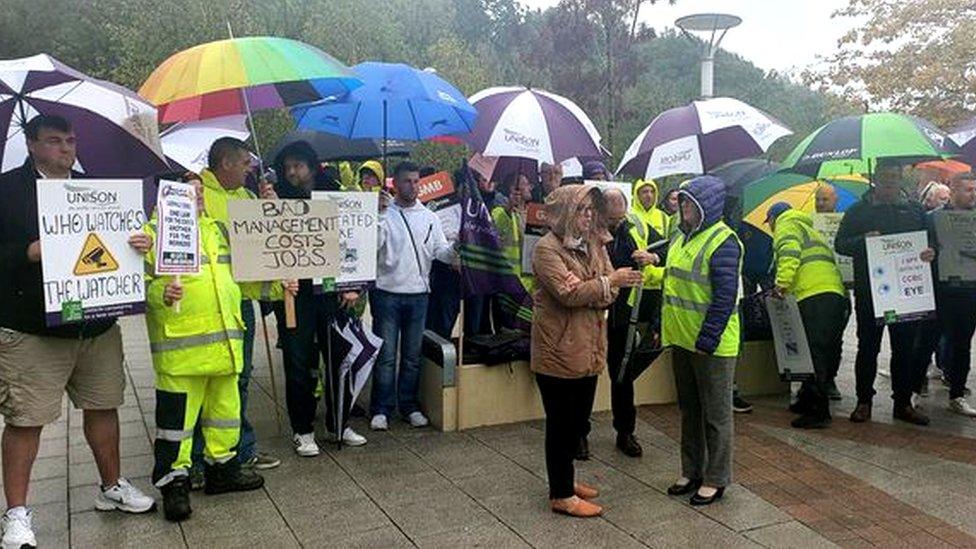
[550,496,603,517]
[574,482,599,500]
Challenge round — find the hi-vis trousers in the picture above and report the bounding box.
[152,373,240,486]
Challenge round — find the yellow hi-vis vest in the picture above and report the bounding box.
[773,209,845,302]
[491,205,535,293]
[661,221,742,357]
[143,217,245,377]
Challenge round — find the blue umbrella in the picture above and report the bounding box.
[291,62,477,150]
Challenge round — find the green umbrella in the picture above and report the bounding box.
[782,112,959,178]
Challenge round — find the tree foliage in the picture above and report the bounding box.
[0,0,850,171]
[806,0,976,128]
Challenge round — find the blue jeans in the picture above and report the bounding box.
[370,290,428,417]
[191,300,256,468]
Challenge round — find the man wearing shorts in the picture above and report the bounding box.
[0,115,155,548]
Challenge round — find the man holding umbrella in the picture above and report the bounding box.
[835,161,936,425]
[0,115,157,548]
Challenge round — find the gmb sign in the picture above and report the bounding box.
[226,199,340,282]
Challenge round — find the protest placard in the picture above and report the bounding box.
[933,210,976,285]
[311,191,378,289]
[417,171,461,241]
[155,180,199,275]
[764,294,815,381]
[37,179,147,326]
[812,212,854,285]
[866,231,935,324]
[226,199,340,282]
[521,202,547,275]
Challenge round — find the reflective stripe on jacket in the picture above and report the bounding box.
[661,221,742,357]
[773,209,845,302]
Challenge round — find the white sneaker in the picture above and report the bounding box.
[292,433,320,457]
[370,414,389,431]
[328,427,367,447]
[94,477,156,514]
[406,411,429,428]
[949,397,976,417]
[2,507,35,549]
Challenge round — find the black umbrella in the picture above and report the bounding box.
[268,129,412,164]
[709,158,780,196]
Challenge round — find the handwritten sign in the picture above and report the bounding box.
[418,171,461,242]
[311,192,377,289]
[933,210,976,285]
[813,213,854,285]
[37,179,146,326]
[521,202,547,275]
[765,294,815,381]
[226,199,340,282]
[155,180,199,275]
[866,231,935,324]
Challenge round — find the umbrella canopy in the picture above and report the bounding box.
[139,36,361,123]
[709,158,780,196]
[464,86,603,164]
[914,158,971,181]
[291,62,477,141]
[160,115,249,174]
[324,316,382,448]
[0,54,168,177]
[268,129,411,164]
[781,112,960,178]
[742,171,869,235]
[616,97,792,180]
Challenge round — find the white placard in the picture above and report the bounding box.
[37,179,146,326]
[765,294,815,381]
[933,210,976,284]
[155,180,200,275]
[812,213,854,285]
[312,191,378,289]
[866,231,936,323]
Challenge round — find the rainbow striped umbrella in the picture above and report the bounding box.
[742,171,868,235]
[139,36,361,123]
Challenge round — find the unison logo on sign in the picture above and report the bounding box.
[65,184,118,206]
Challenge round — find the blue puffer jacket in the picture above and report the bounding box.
[676,176,742,354]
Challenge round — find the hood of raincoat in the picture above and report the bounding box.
[631,178,660,217]
[677,175,726,236]
[775,207,813,230]
[544,183,611,247]
[359,160,385,184]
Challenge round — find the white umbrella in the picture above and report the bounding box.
[160,115,249,174]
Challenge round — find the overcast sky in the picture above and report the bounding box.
[517,0,854,74]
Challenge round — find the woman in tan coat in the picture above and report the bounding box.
[531,184,643,517]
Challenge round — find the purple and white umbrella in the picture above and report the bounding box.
[0,54,167,177]
[464,86,603,164]
[616,97,792,180]
[949,118,976,167]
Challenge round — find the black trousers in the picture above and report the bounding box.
[273,292,337,435]
[940,291,976,399]
[536,373,597,499]
[796,293,849,419]
[853,292,920,408]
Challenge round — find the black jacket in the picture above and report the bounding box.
[835,190,928,307]
[0,160,116,338]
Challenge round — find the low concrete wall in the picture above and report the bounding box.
[421,340,786,432]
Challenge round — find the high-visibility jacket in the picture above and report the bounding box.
[661,221,742,357]
[199,168,283,302]
[491,205,535,293]
[144,216,254,377]
[773,209,845,302]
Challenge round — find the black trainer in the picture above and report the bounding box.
[161,477,192,522]
[616,433,643,457]
[204,460,265,495]
[733,396,753,413]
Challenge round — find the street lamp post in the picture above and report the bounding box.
[675,13,742,99]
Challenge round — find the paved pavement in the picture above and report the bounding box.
[5,315,976,548]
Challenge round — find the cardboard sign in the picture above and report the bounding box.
[226,199,340,282]
[933,210,976,285]
[418,171,461,242]
[765,294,815,381]
[311,192,378,289]
[521,202,547,275]
[155,180,200,275]
[812,213,854,285]
[866,231,935,324]
[37,179,146,326]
